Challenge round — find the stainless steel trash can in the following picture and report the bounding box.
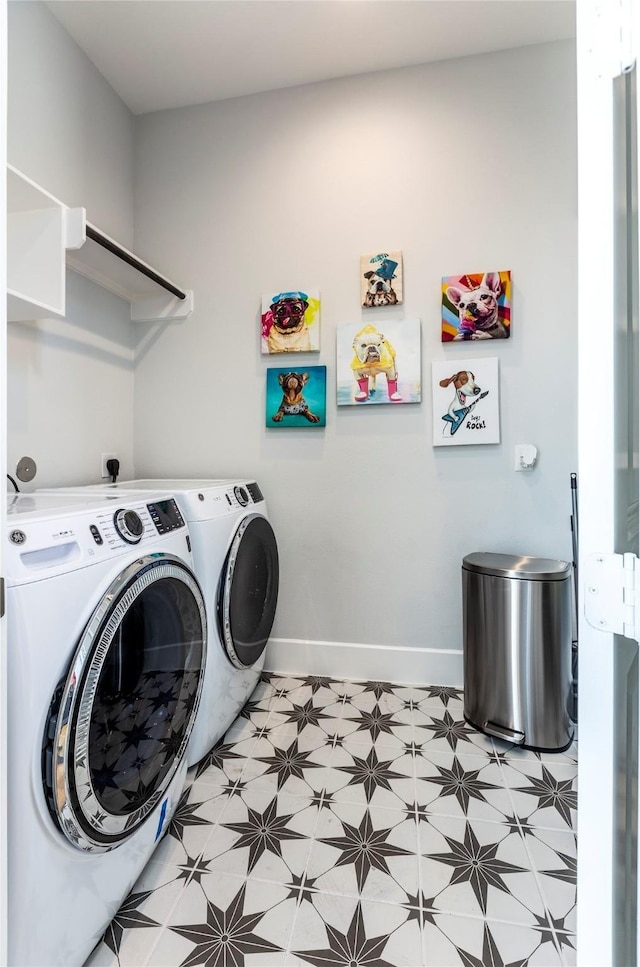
[462,552,574,752]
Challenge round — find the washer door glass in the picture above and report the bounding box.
[43,554,206,852]
[219,514,279,669]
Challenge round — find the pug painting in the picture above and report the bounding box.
[261,289,320,354]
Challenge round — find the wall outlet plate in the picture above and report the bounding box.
[101,453,118,478]
[514,444,537,471]
[16,456,37,483]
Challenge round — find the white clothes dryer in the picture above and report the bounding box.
[6,492,207,966]
[40,480,279,766]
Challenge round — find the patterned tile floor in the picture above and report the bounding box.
[85,673,577,967]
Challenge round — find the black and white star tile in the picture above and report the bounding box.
[499,758,578,832]
[84,673,577,967]
[288,891,424,966]
[418,812,548,925]
[307,801,420,904]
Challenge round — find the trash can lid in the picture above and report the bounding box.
[462,552,571,581]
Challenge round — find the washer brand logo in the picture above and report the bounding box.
[9,529,26,545]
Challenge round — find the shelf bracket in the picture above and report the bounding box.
[131,289,194,323]
[65,208,86,250]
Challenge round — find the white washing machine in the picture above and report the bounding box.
[38,480,279,766]
[6,492,207,966]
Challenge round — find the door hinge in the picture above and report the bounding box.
[618,0,636,73]
[590,0,636,77]
[584,552,640,641]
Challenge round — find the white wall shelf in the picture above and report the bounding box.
[7,165,76,321]
[6,165,192,323]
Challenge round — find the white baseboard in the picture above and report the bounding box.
[265,637,463,687]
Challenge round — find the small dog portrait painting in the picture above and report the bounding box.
[266,366,326,428]
[261,289,320,354]
[441,271,511,342]
[431,357,500,446]
[360,251,403,308]
[336,318,421,406]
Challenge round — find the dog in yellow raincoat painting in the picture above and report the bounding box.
[350,325,402,402]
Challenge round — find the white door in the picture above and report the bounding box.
[0,0,8,961]
[577,1,639,964]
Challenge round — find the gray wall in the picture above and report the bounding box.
[7,1,136,487]
[133,41,578,675]
[6,6,578,682]
[8,1,134,245]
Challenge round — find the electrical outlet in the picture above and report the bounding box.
[514,444,537,471]
[101,453,118,479]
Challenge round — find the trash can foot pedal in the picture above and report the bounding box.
[483,721,525,745]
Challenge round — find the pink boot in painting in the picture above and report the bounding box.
[387,378,402,402]
[355,377,370,402]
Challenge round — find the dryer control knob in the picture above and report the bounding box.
[114,508,144,544]
[234,486,249,507]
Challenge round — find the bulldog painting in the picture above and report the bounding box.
[337,318,422,407]
[350,324,402,402]
[360,251,404,308]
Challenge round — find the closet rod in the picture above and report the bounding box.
[85,225,187,300]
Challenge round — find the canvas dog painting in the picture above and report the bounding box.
[438,370,488,435]
[336,318,421,406]
[271,372,320,423]
[362,269,399,307]
[350,325,402,402]
[261,290,320,354]
[266,367,326,427]
[431,357,500,446]
[441,271,511,342]
[360,251,403,308]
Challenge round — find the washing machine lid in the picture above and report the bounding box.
[42,552,206,852]
[49,479,247,495]
[218,514,279,669]
[115,481,266,521]
[119,479,247,489]
[7,493,120,520]
[38,480,267,520]
[116,480,265,505]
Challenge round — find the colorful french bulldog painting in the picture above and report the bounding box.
[441,271,511,342]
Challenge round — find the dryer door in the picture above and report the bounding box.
[43,553,206,852]
[218,514,279,669]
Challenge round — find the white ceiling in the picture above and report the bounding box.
[44,0,576,116]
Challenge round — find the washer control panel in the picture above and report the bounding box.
[146,498,185,535]
[5,494,192,583]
